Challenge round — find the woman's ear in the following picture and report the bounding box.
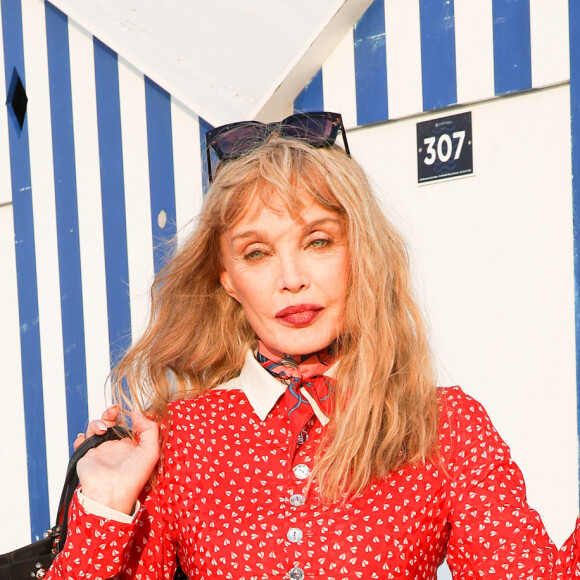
[220,270,239,301]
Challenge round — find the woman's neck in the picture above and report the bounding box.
[256,340,338,368]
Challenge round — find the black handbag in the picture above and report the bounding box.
[0,427,130,580]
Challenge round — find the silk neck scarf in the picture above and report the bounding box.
[256,341,337,458]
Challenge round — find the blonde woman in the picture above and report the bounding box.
[47,113,580,579]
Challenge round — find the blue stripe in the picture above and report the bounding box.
[45,2,89,454]
[145,77,176,273]
[293,68,324,113]
[570,0,580,506]
[199,116,213,194]
[492,0,532,95]
[419,0,458,111]
[93,39,132,368]
[1,0,50,540]
[353,0,388,125]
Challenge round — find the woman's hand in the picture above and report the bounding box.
[76,410,160,515]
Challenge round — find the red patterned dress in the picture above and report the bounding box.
[47,351,580,579]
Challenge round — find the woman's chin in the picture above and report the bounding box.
[261,331,337,357]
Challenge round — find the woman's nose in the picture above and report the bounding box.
[278,254,309,293]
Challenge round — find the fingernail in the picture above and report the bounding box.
[96,421,107,431]
[76,433,84,439]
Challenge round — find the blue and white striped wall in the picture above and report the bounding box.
[0,0,206,545]
[1,0,579,557]
[294,0,570,128]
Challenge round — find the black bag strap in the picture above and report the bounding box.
[55,426,131,551]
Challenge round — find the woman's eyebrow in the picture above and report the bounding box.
[303,218,343,231]
[230,230,263,244]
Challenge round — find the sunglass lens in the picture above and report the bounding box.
[212,124,267,158]
[282,115,336,144]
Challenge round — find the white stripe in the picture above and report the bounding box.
[384,0,423,119]
[0,206,30,550]
[454,0,495,104]
[530,0,570,88]
[119,57,154,341]
[322,29,357,130]
[21,0,69,521]
[69,21,112,416]
[171,98,204,245]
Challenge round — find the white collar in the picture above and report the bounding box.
[237,350,287,421]
[220,349,335,422]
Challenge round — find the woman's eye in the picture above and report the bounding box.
[244,249,265,260]
[309,238,330,248]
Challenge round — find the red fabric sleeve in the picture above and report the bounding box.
[442,387,579,579]
[554,516,580,578]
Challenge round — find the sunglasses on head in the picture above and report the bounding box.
[205,111,350,183]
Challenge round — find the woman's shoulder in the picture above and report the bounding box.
[437,384,475,403]
[435,385,511,468]
[158,379,259,462]
[436,385,498,431]
[436,385,490,419]
[164,376,249,422]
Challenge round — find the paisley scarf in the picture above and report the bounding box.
[256,340,337,456]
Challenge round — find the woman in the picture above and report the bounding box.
[47,112,579,579]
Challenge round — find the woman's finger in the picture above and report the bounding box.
[85,419,109,438]
[101,405,120,423]
[84,405,121,439]
[73,432,86,451]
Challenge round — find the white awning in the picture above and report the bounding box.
[48,0,373,127]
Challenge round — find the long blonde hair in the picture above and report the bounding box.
[112,136,439,500]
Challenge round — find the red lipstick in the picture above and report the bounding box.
[275,304,323,328]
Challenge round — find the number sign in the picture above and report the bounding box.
[417,112,473,183]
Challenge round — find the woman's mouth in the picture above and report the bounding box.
[275,304,323,327]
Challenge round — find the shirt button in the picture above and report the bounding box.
[289,493,305,507]
[293,464,310,479]
[288,567,304,580]
[287,527,303,542]
[297,429,308,445]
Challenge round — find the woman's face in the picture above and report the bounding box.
[220,195,349,356]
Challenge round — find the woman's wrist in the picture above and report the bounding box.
[78,489,139,523]
[79,483,138,516]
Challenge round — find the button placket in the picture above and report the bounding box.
[283,458,310,575]
[284,426,316,577]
